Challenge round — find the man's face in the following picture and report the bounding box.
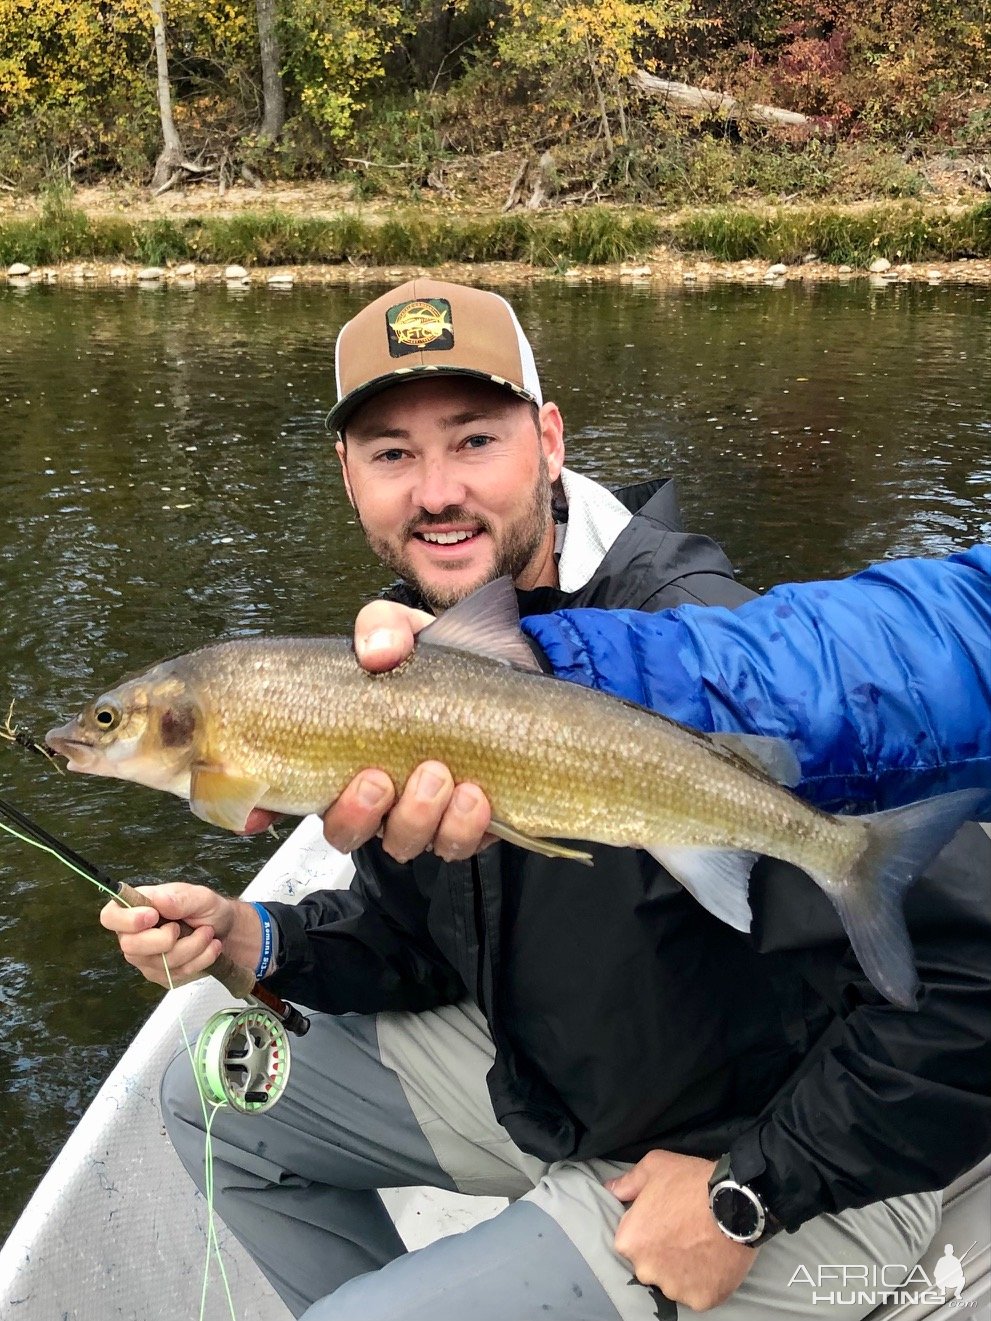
[337,376,565,610]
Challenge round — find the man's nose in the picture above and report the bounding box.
[412,460,466,513]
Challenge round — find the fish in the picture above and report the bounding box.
[46,577,982,1010]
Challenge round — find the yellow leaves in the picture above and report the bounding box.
[170,0,255,63]
[283,0,410,139]
[0,52,35,113]
[499,0,695,79]
[0,0,151,115]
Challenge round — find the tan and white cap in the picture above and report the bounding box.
[330,278,543,433]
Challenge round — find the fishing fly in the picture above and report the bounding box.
[1,699,63,770]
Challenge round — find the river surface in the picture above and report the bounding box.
[0,278,989,1243]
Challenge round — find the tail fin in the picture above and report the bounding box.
[815,788,985,1009]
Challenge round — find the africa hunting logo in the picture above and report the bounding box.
[387,298,454,357]
[786,1242,985,1309]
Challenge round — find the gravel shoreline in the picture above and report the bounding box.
[6,251,991,289]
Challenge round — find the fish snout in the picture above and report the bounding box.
[45,722,98,771]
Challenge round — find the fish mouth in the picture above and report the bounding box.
[44,726,98,771]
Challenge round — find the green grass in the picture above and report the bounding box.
[1,200,989,270]
[673,202,991,264]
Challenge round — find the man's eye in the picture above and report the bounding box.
[374,448,407,463]
[462,434,493,450]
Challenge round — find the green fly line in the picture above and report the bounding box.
[0,813,238,1321]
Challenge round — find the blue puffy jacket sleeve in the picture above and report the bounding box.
[522,546,991,812]
[525,547,991,1228]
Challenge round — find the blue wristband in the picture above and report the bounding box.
[251,902,274,979]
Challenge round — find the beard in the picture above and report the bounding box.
[357,456,554,611]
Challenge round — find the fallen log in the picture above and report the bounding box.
[632,70,818,130]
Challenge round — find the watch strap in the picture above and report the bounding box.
[708,1152,734,1191]
[708,1153,783,1245]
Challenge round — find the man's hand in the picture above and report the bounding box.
[321,600,495,863]
[100,883,255,989]
[607,1151,757,1312]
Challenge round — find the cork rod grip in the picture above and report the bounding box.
[116,881,257,1000]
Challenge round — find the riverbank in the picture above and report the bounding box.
[6,251,991,289]
[2,188,990,284]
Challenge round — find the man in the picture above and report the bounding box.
[103,280,989,1320]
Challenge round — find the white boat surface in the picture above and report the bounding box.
[0,815,987,1320]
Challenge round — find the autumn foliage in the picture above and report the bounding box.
[0,0,986,188]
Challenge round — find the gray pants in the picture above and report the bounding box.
[162,1001,940,1321]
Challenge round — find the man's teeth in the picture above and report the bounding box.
[420,530,476,544]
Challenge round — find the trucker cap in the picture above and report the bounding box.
[329,278,543,433]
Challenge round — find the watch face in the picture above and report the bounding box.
[711,1184,762,1241]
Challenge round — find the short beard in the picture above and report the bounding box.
[357,455,553,611]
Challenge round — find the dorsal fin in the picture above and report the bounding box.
[418,577,542,672]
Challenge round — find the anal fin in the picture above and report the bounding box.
[190,766,270,833]
[489,818,594,866]
[647,845,758,932]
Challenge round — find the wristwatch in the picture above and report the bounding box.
[707,1153,782,1246]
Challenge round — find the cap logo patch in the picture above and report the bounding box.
[387,298,454,357]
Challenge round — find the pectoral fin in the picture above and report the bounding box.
[190,766,269,833]
[489,818,594,865]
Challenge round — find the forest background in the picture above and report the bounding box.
[1,0,989,205]
[0,0,989,269]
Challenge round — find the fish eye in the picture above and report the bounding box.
[93,702,122,731]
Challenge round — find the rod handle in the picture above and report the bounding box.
[116,882,257,1000]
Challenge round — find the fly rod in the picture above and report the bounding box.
[0,793,309,1038]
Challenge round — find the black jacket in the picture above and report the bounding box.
[267,479,991,1231]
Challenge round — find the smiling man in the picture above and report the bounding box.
[331,281,568,614]
[106,279,976,1321]
[336,377,561,607]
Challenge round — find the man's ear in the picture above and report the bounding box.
[538,403,565,482]
[335,439,356,508]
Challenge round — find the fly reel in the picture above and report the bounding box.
[194,1006,291,1114]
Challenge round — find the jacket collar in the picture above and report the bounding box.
[611,476,684,529]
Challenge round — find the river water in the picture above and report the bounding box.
[0,278,989,1242]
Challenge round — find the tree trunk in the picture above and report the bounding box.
[586,38,614,159]
[502,151,558,211]
[255,0,286,143]
[149,0,185,190]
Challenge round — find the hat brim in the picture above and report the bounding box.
[328,366,539,435]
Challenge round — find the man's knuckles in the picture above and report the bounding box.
[679,1285,724,1312]
[613,1217,635,1258]
[639,1149,667,1172]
